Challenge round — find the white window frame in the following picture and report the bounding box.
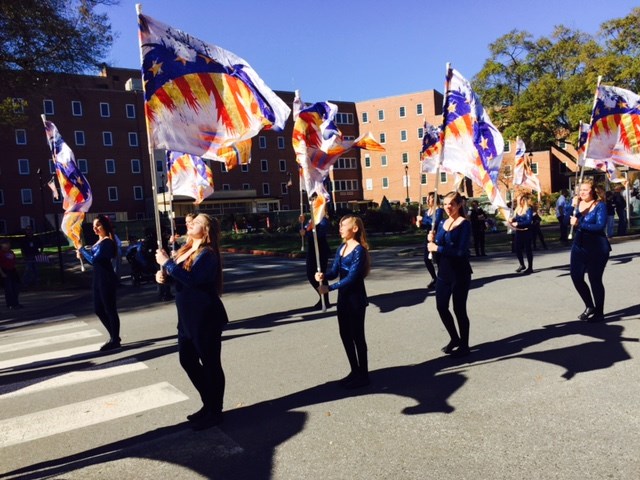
[100,102,111,118]
[78,159,88,174]
[103,131,113,146]
[400,130,408,142]
[440,172,448,183]
[399,106,406,118]
[222,184,231,191]
[131,159,141,174]
[417,127,424,139]
[280,182,288,194]
[108,186,118,201]
[105,159,116,174]
[18,159,30,175]
[277,136,285,149]
[402,152,409,164]
[258,136,267,149]
[260,159,268,172]
[43,99,55,115]
[531,162,539,175]
[15,129,27,145]
[416,103,423,115]
[72,100,83,116]
[242,183,251,190]
[364,155,371,168]
[378,109,385,121]
[382,177,389,189]
[262,183,270,195]
[126,104,136,119]
[381,155,388,167]
[128,132,138,147]
[74,131,85,146]
[380,132,386,144]
[362,112,369,123]
[240,164,249,173]
[365,178,373,191]
[21,188,33,204]
[278,159,286,172]
[133,186,144,200]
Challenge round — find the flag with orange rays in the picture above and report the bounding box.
[138,13,290,161]
[441,68,508,211]
[61,212,85,249]
[577,123,624,184]
[513,137,541,200]
[585,84,640,170]
[167,151,214,204]
[292,91,384,222]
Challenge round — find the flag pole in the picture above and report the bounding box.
[428,62,451,260]
[136,3,163,250]
[569,75,602,240]
[310,199,326,312]
[299,166,305,251]
[165,151,177,254]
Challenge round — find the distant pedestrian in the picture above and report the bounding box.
[316,214,371,388]
[20,226,43,288]
[0,238,22,309]
[531,205,547,250]
[469,200,487,257]
[613,186,627,236]
[605,190,615,238]
[556,189,568,242]
[77,215,121,351]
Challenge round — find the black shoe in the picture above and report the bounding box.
[343,374,370,389]
[441,339,460,354]
[451,346,470,358]
[338,371,358,386]
[191,411,223,431]
[578,307,596,321]
[515,265,526,273]
[99,340,121,352]
[524,268,533,275]
[586,310,605,323]
[427,279,436,289]
[187,406,208,423]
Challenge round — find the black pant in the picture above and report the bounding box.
[532,225,547,249]
[558,216,568,241]
[570,245,608,315]
[423,242,437,280]
[337,297,368,375]
[515,230,533,269]
[435,275,471,348]
[179,328,225,413]
[472,228,486,256]
[94,282,120,341]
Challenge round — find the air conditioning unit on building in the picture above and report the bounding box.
[125,78,143,92]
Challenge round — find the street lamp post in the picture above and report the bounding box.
[404,165,410,204]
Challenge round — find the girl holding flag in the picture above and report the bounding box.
[509,193,534,274]
[417,192,444,289]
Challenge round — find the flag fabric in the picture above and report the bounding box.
[441,68,508,211]
[585,84,640,170]
[61,212,85,249]
[167,151,214,204]
[138,13,290,163]
[292,91,384,223]
[578,121,624,183]
[47,177,59,200]
[513,138,541,199]
[420,121,443,173]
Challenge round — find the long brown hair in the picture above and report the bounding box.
[174,214,223,294]
[340,214,371,277]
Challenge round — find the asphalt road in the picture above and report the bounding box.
[1,240,639,479]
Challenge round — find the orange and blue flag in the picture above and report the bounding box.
[578,122,623,183]
[513,137,541,200]
[167,151,214,205]
[138,13,291,162]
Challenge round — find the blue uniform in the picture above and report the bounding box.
[513,207,533,271]
[421,208,444,282]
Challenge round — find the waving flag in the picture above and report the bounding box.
[578,122,624,183]
[167,151,214,204]
[513,138,541,199]
[292,91,384,222]
[420,121,443,173]
[441,68,508,211]
[138,13,291,162]
[585,84,640,170]
[42,118,92,248]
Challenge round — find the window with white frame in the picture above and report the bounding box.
[133,186,144,200]
[334,180,359,191]
[220,163,228,172]
[18,159,30,175]
[416,103,423,115]
[75,131,85,146]
[277,136,285,149]
[362,112,369,123]
[128,132,138,147]
[15,129,27,145]
[280,182,288,194]
[100,102,110,117]
[399,106,406,118]
[241,164,249,173]
[108,186,118,201]
[440,172,447,183]
[381,155,388,166]
[504,142,511,152]
[261,159,268,172]
[382,177,389,189]
[378,109,385,121]
[71,101,83,116]
[43,99,54,115]
[364,155,371,168]
[421,174,427,184]
[126,104,136,118]
[105,159,116,174]
[380,132,386,144]
[400,130,408,142]
[222,184,231,191]
[78,159,88,174]
[279,159,286,171]
[258,136,267,149]
[20,216,33,229]
[103,131,113,146]
[365,178,373,191]
[417,127,424,139]
[262,183,270,195]
[402,152,409,164]
[531,162,538,174]
[242,183,251,190]
[335,112,354,124]
[21,189,33,204]
[335,157,357,169]
[131,159,141,173]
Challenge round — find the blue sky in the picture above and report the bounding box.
[104,0,638,103]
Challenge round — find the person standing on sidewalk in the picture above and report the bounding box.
[21,226,43,289]
[0,238,22,309]
[427,192,473,357]
[77,215,121,351]
[316,214,371,389]
[156,214,228,430]
[509,193,534,274]
[556,189,568,242]
[468,200,487,257]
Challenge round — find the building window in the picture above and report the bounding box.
[277,136,285,149]
[108,186,118,201]
[78,159,88,174]
[103,131,113,146]
[105,159,116,174]
[262,183,270,195]
[133,186,144,200]
[335,112,354,124]
[18,159,30,175]
[0,190,4,205]
[504,142,510,152]
[260,159,268,172]
[531,162,538,175]
[279,159,286,172]
[280,182,288,194]
[242,183,251,190]
[381,155,388,166]
[220,163,228,173]
[334,180,359,191]
[378,109,385,121]
[241,164,249,173]
[100,102,110,117]
[15,129,27,145]
[21,189,33,204]
[335,157,357,169]
[43,99,54,115]
[131,159,141,173]
[399,106,406,118]
[128,132,138,147]
[402,152,409,164]
[418,127,424,139]
[71,101,83,116]
[380,132,386,144]
[222,184,231,191]
[400,130,407,142]
[421,174,427,184]
[75,131,85,146]
[382,178,389,189]
[364,155,371,168]
[440,172,447,183]
[416,103,423,115]
[136,212,145,220]
[365,178,373,191]
[362,112,369,123]
[558,140,566,149]
[12,98,24,113]
[258,136,267,149]
[126,104,136,118]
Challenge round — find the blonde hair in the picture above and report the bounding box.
[443,191,465,217]
[340,214,370,277]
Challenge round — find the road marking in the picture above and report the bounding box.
[0,330,102,353]
[0,362,148,398]
[0,382,189,448]
[0,320,88,340]
[0,343,105,371]
[0,314,77,332]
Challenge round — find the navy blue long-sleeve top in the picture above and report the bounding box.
[573,201,610,253]
[434,220,472,282]
[325,243,368,304]
[512,207,533,229]
[80,238,117,286]
[421,208,444,231]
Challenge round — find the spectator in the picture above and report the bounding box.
[0,238,22,309]
[556,189,568,242]
[21,226,43,288]
[613,186,627,236]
